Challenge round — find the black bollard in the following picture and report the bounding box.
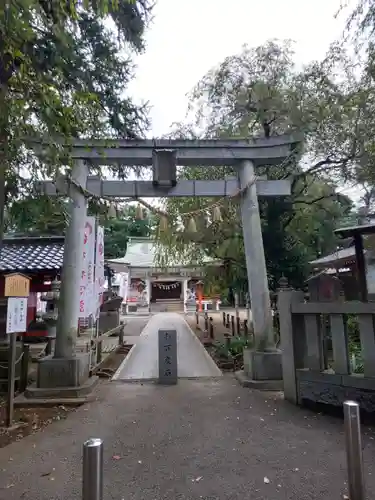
[209,317,214,339]
[231,315,235,336]
[195,311,199,326]
[226,313,230,328]
[204,311,209,332]
[222,311,226,326]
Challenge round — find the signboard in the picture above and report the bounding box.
[94,225,105,316]
[4,273,30,298]
[79,216,96,317]
[158,329,177,385]
[6,297,27,334]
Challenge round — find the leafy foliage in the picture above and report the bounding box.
[103,206,156,260]
[6,194,155,261]
[0,0,152,243]
[157,41,354,293]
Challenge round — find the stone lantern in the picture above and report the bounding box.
[40,278,60,355]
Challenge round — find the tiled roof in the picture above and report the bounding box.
[0,236,64,272]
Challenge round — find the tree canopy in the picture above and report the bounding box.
[0,0,153,243]
[156,40,357,293]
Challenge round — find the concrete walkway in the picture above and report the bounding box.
[1,377,375,499]
[114,313,222,381]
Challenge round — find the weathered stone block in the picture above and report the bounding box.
[243,348,282,381]
[37,353,90,388]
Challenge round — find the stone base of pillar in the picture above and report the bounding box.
[23,353,98,401]
[236,348,283,391]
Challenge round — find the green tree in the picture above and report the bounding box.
[103,206,156,260]
[0,0,152,244]
[156,41,354,291]
[5,194,156,261]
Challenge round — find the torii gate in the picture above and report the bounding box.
[31,134,301,396]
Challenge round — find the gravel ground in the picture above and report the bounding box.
[0,374,375,500]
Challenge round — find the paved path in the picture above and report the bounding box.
[1,375,375,499]
[114,313,222,381]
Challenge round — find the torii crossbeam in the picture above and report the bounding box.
[32,134,302,395]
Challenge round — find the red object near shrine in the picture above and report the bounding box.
[0,236,64,341]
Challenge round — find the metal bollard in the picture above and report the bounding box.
[343,401,365,500]
[222,311,226,326]
[195,311,199,326]
[82,438,104,500]
[231,315,235,336]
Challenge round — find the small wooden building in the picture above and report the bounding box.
[0,235,64,340]
[309,223,375,301]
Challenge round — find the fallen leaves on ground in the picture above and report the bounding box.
[192,476,203,482]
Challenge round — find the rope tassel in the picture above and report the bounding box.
[108,203,117,219]
[186,216,197,233]
[135,203,143,220]
[212,205,222,222]
[159,215,168,232]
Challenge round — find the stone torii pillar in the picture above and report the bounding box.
[26,159,95,400]
[238,160,282,389]
[31,135,301,396]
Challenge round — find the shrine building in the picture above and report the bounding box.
[107,237,222,313]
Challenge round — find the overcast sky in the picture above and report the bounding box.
[129,0,354,137]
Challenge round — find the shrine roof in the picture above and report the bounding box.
[0,235,64,272]
[335,223,375,238]
[309,247,358,268]
[107,237,220,270]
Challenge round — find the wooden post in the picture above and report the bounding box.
[231,315,235,336]
[204,312,209,332]
[354,234,368,302]
[209,317,214,340]
[222,311,226,326]
[226,313,230,328]
[277,288,304,404]
[236,316,241,336]
[224,334,231,351]
[20,343,29,393]
[6,332,17,427]
[4,274,30,428]
[96,339,102,365]
[243,319,248,339]
[118,323,124,346]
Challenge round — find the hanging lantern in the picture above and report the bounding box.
[108,203,117,219]
[159,215,168,232]
[212,205,222,222]
[186,216,197,233]
[135,203,143,220]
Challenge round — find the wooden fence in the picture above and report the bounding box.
[278,288,375,412]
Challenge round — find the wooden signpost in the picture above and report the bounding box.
[4,273,30,428]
